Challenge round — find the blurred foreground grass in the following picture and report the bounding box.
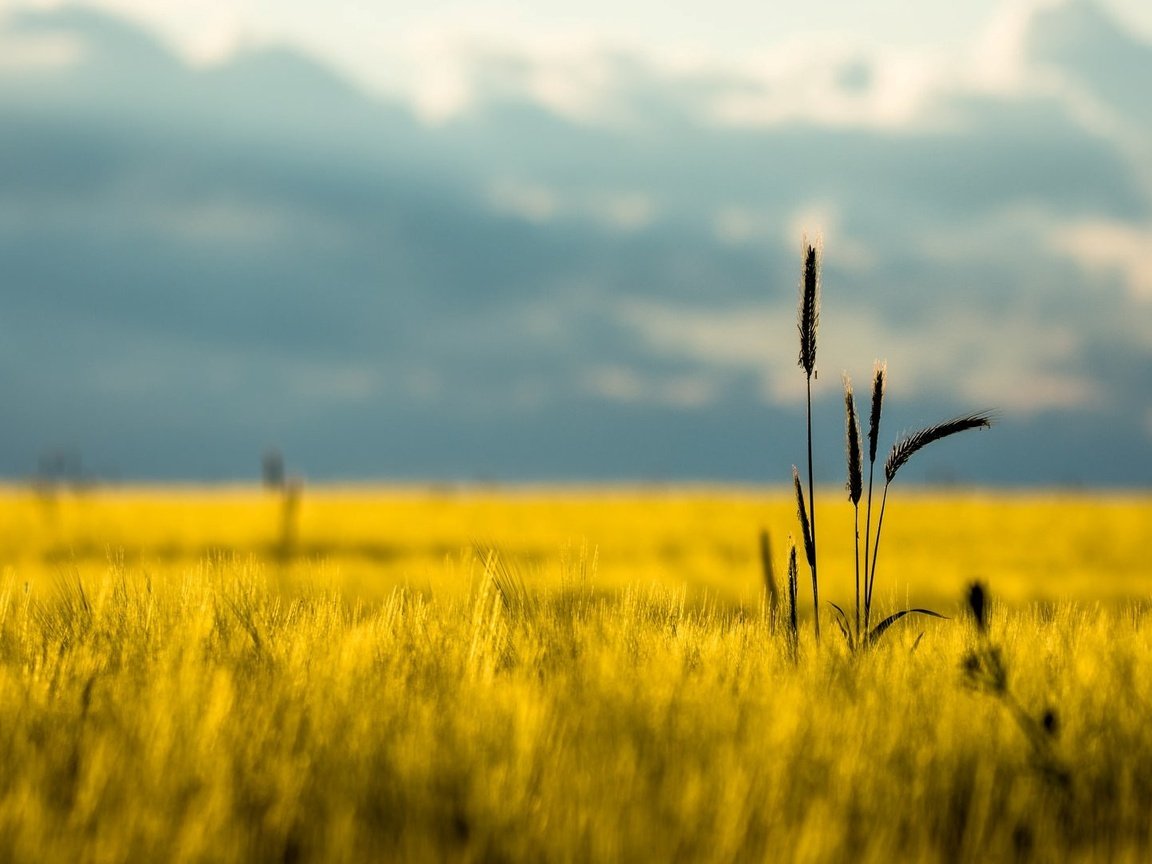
[0,486,1149,862]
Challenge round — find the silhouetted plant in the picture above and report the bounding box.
[795,242,821,640]
[787,239,993,649]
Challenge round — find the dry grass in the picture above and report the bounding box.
[0,487,1149,861]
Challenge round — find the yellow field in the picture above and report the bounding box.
[0,486,1149,862]
[3,485,1148,605]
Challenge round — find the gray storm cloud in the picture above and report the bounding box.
[0,2,1149,485]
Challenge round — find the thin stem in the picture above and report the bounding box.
[853,502,860,644]
[866,482,890,632]
[787,541,799,660]
[806,374,819,641]
[862,458,876,633]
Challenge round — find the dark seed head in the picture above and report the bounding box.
[968,581,987,632]
[844,374,862,505]
[797,242,820,378]
[868,362,885,465]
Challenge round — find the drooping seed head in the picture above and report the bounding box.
[868,361,886,465]
[843,374,862,505]
[884,411,994,484]
[797,241,820,378]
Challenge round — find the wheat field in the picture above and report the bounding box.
[0,485,1149,862]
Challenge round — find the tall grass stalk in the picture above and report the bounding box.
[796,241,820,640]
[862,361,885,633]
[843,375,863,641]
[787,539,799,656]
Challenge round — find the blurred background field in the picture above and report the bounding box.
[3,485,1148,610]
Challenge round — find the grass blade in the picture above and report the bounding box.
[828,601,855,652]
[866,608,948,647]
[792,467,815,570]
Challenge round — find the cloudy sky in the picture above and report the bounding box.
[1,0,1150,485]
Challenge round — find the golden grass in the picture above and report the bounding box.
[2,485,1146,604]
[0,485,1149,861]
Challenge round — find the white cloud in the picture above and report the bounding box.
[615,299,1101,415]
[487,180,559,224]
[582,365,719,408]
[12,0,1138,139]
[589,191,653,230]
[966,0,1063,92]
[487,180,654,230]
[1053,220,1152,301]
[613,301,802,403]
[0,29,82,70]
[583,366,644,402]
[8,0,247,66]
[705,46,945,130]
[398,28,629,125]
[712,206,768,246]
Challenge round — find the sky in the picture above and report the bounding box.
[1,0,1150,486]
